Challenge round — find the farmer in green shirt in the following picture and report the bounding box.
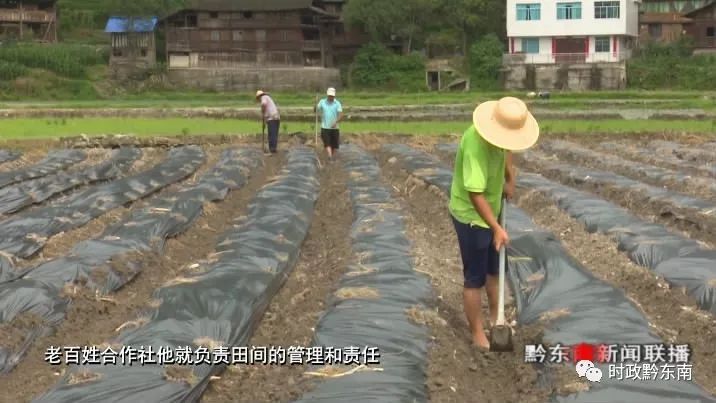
[449,97,539,350]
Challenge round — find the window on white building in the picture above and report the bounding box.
[557,2,582,20]
[595,1,620,19]
[522,38,539,53]
[516,4,541,20]
[595,36,610,52]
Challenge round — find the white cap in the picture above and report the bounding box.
[326,87,336,97]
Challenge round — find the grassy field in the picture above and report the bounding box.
[0,90,714,110]
[1,117,714,140]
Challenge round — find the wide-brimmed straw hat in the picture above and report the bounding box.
[255,90,268,98]
[472,97,539,151]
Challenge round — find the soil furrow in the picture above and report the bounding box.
[519,151,716,247]
[514,188,716,396]
[374,150,564,403]
[598,141,716,179]
[540,141,716,201]
[0,149,281,403]
[648,140,716,166]
[19,148,170,268]
[0,149,49,173]
[202,153,353,403]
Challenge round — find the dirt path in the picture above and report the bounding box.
[514,189,716,396]
[0,148,281,403]
[202,153,353,403]
[373,150,571,403]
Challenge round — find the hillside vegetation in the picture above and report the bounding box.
[0,0,712,100]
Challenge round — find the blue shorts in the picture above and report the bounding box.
[452,215,500,289]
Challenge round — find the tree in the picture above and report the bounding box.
[344,0,438,54]
[108,0,186,19]
[439,0,505,55]
[468,33,504,89]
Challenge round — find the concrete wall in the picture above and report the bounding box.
[507,0,639,37]
[509,35,631,62]
[501,62,627,90]
[167,67,341,92]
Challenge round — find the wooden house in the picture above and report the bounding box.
[105,16,158,70]
[162,0,346,69]
[639,13,692,44]
[639,0,716,51]
[316,0,372,64]
[0,0,57,42]
[683,1,716,50]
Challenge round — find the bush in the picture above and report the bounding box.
[627,40,716,90]
[0,43,108,78]
[350,43,425,91]
[0,61,28,81]
[468,34,504,90]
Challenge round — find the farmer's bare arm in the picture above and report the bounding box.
[469,192,500,230]
[470,191,510,250]
[505,152,515,181]
[504,152,516,199]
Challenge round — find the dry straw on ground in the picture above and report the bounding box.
[115,316,150,333]
[406,306,448,327]
[164,366,198,386]
[161,276,199,288]
[335,287,380,300]
[146,299,163,309]
[539,308,571,322]
[345,264,377,278]
[305,364,383,378]
[67,370,102,385]
[193,337,224,350]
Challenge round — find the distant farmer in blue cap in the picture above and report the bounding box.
[449,97,539,350]
[315,87,343,161]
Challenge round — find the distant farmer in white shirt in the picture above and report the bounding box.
[315,87,343,160]
[256,90,281,154]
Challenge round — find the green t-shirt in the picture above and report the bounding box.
[449,125,506,228]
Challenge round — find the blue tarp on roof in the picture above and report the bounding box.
[105,17,158,33]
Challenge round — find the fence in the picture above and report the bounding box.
[503,50,633,64]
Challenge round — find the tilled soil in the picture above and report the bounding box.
[515,189,716,396]
[0,149,281,403]
[538,144,716,201]
[649,141,716,165]
[597,140,716,179]
[202,153,353,403]
[0,148,50,172]
[375,151,579,403]
[520,155,716,248]
[0,313,44,353]
[18,148,169,269]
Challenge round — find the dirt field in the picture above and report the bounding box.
[0,132,714,403]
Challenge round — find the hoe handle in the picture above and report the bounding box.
[497,198,507,325]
